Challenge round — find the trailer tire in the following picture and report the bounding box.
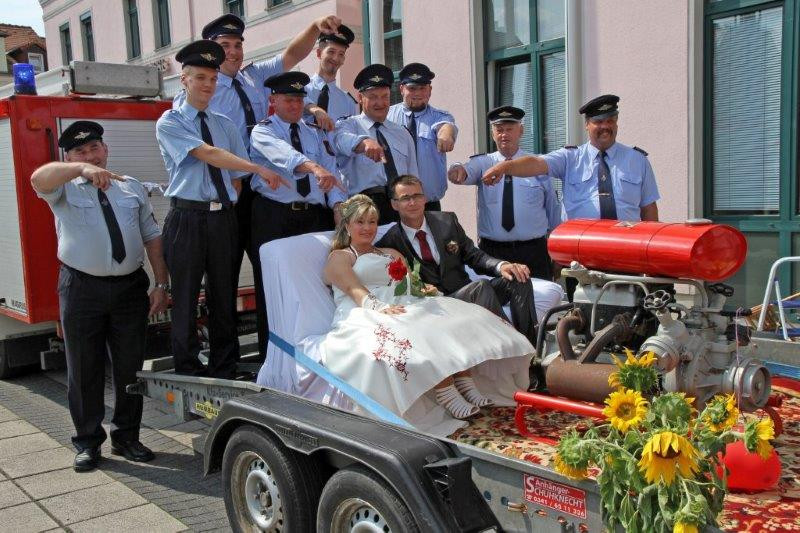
[316,466,419,533]
[222,425,322,533]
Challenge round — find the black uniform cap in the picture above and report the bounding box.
[176,40,225,69]
[318,24,354,47]
[58,121,104,152]
[264,71,311,95]
[579,94,620,120]
[487,105,525,124]
[202,14,245,41]
[353,64,394,92]
[398,62,434,86]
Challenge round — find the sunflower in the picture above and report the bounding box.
[703,394,739,433]
[638,431,700,486]
[604,388,648,433]
[553,452,589,480]
[673,522,698,533]
[744,417,775,459]
[609,349,659,393]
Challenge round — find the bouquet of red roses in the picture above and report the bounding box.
[387,257,436,297]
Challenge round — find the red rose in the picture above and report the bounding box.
[387,257,408,281]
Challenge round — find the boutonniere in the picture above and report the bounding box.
[446,240,459,254]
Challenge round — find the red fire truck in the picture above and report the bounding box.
[0,66,256,378]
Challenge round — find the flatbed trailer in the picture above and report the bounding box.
[130,366,613,533]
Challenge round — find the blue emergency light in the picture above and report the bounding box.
[13,63,37,95]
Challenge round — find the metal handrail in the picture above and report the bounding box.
[756,256,800,336]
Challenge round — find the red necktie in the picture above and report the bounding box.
[415,230,435,263]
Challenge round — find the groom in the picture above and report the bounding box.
[377,175,537,341]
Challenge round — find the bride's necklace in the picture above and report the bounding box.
[349,244,390,258]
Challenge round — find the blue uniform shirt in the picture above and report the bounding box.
[332,113,419,195]
[453,149,561,241]
[249,114,345,207]
[172,56,283,148]
[304,74,358,123]
[156,99,250,202]
[387,103,457,202]
[542,141,660,221]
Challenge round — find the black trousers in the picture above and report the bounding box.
[448,277,537,342]
[479,236,552,281]
[58,265,149,451]
[361,189,399,225]
[163,206,239,378]
[251,195,331,357]
[234,176,256,280]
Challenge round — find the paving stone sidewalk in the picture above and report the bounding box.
[0,370,230,532]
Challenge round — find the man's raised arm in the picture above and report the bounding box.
[481,155,549,185]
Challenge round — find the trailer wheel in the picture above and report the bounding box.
[222,426,321,533]
[317,466,419,533]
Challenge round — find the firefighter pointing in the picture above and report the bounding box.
[30,120,168,472]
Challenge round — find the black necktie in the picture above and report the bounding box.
[407,112,417,149]
[501,159,515,232]
[231,78,257,136]
[373,122,399,185]
[317,84,330,113]
[97,188,126,263]
[197,111,232,208]
[289,123,311,197]
[598,151,618,219]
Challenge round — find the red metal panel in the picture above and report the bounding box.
[3,95,170,323]
[547,219,747,281]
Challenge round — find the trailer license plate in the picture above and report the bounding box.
[523,474,587,519]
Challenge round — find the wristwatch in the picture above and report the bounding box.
[155,282,170,293]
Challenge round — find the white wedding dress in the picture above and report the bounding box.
[321,249,533,436]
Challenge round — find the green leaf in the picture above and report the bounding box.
[393,278,407,296]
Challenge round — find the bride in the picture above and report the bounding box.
[322,194,533,435]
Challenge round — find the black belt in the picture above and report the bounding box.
[360,186,389,196]
[62,263,144,281]
[258,195,326,212]
[480,236,546,248]
[170,197,233,211]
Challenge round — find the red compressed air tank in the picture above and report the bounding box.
[547,219,747,281]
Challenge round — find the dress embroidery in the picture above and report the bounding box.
[372,324,411,381]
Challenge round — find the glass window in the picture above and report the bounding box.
[269,0,290,7]
[383,0,402,32]
[80,12,95,61]
[27,52,44,72]
[125,0,141,59]
[497,61,535,152]
[540,51,566,153]
[225,0,244,15]
[537,0,566,42]
[59,23,72,65]
[384,35,403,73]
[710,7,782,215]
[725,232,779,308]
[485,0,530,52]
[153,0,171,48]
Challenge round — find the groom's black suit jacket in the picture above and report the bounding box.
[376,211,502,295]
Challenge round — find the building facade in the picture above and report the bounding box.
[0,23,48,85]
[38,0,800,306]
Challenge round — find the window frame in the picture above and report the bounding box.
[362,0,404,104]
[152,0,171,49]
[59,22,72,66]
[702,0,800,301]
[483,1,565,155]
[80,11,95,62]
[27,52,45,72]
[267,0,291,9]
[124,0,142,60]
[225,0,245,15]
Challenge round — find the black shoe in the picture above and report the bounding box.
[110,440,155,462]
[74,447,101,472]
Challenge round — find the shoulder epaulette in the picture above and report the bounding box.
[323,139,335,156]
[347,92,357,103]
[241,62,254,71]
[564,145,578,149]
[469,153,486,159]
[336,115,351,123]
[633,146,649,156]
[305,120,322,129]
[257,118,272,125]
